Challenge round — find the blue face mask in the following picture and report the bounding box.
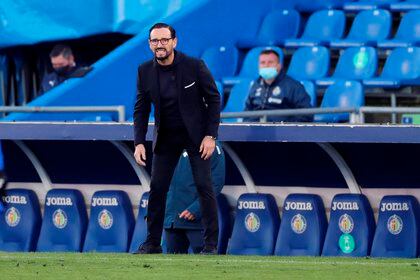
[259,67,278,80]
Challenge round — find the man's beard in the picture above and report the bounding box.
[155,48,172,61]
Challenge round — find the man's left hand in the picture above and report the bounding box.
[199,136,215,160]
[179,210,195,221]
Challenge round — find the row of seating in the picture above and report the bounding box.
[239,9,419,49]
[342,0,420,11]
[228,193,420,258]
[0,189,232,254]
[203,46,420,88]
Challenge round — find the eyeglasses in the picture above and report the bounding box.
[149,38,173,46]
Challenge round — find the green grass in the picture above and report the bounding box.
[0,253,419,279]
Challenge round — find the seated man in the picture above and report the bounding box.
[244,49,313,122]
[39,44,82,94]
[164,142,225,254]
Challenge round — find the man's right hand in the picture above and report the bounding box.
[134,144,147,166]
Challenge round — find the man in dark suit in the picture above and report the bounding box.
[133,23,221,254]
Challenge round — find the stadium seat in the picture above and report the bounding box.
[36,189,88,252]
[221,79,254,122]
[222,46,283,86]
[275,194,327,256]
[83,190,134,252]
[217,193,233,254]
[287,47,330,81]
[129,192,149,253]
[284,10,345,47]
[330,9,391,48]
[201,45,239,81]
[343,0,401,11]
[300,80,317,107]
[0,189,41,252]
[215,81,224,109]
[371,195,420,258]
[377,10,420,48]
[390,0,420,11]
[238,9,301,48]
[322,194,375,257]
[363,47,420,88]
[315,80,364,123]
[227,193,280,256]
[316,47,378,86]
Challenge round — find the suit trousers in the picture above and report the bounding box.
[145,126,219,248]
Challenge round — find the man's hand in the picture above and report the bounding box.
[199,136,215,160]
[134,144,147,166]
[179,210,195,221]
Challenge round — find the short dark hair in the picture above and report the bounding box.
[260,49,280,60]
[149,22,176,39]
[49,44,73,58]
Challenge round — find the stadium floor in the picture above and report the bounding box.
[0,253,419,279]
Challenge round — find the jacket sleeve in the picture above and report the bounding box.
[186,143,225,219]
[133,65,152,146]
[197,59,221,138]
[291,82,313,122]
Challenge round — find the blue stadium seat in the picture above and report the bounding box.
[37,189,88,252]
[222,79,254,122]
[343,0,401,11]
[284,10,345,47]
[371,195,420,258]
[0,189,41,251]
[300,80,317,107]
[363,47,420,88]
[275,194,327,256]
[222,46,283,86]
[217,193,233,254]
[215,81,224,109]
[315,80,364,123]
[129,192,149,253]
[322,194,375,257]
[330,9,392,48]
[316,47,378,86]
[83,190,134,252]
[390,0,420,11]
[201,45,239,81]
[227,193,280,255]
[378,11,420,48]
[239,9,301,48]
[287,47,330,81]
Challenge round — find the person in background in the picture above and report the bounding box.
[164,142,225,254]
[244,49,313,122]
[39,44,81,94]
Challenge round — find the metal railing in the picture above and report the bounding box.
[0,106,126,122]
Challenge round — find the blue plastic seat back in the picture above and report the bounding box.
[227,193,280,256]
[129,192,149,253]
[371,195,420,258]
[316,80,364,123]
[347,9,392,41]
[333,47,378,80]
[239,47,284,79]
[217,193,233,254]
[287,47,330,80]
[0,189,41,252]
[37,189,88,252]
[301,10,346,41]
[223,79,254,113]
[322,194,375,257]
[202,45,239,81]
[394,10,420,41]
[300,80,317,107]
[381,47,420,79]
[258,10,301,45]
[275,194,327,256]
[83,190,134,252]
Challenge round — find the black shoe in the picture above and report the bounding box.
[200,246,217,255]
[133,242,162,254]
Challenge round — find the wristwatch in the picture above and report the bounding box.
[206,135,217,140]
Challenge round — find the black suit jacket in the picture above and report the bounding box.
[133,51,221,150]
